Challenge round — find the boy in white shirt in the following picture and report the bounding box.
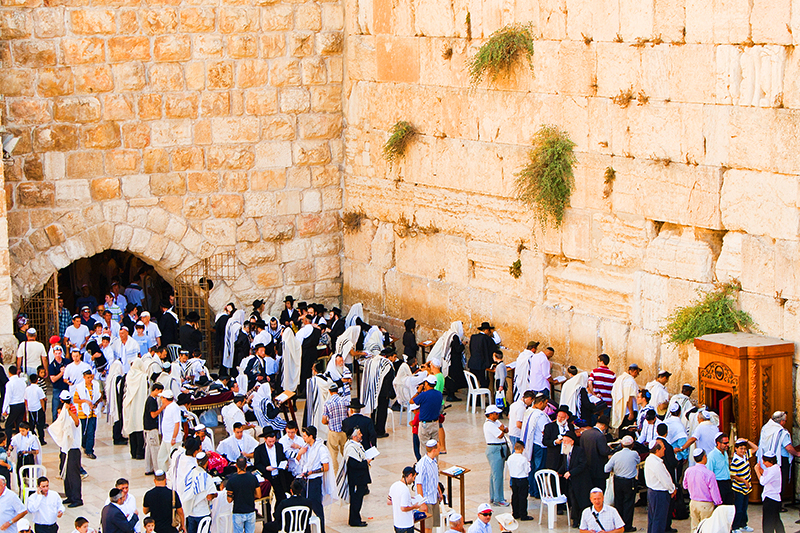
[506,441,532,521]
[63,350,91,393]
[24,375,46,444]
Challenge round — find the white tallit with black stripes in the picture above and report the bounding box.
[360,354,393,416]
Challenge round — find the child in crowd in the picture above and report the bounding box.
[506,441,532,521]
[730,438,758,533]
[143,517,155,533]
[0,434,10,486]
[492,350,508,413]
[25,374,47,444]
[756,455,784,533]
[410,403,421,461]
[72,517,89,533]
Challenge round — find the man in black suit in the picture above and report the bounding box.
[279,296,298,328]
[543,406,575,472]
[656,423,679,533]
[557,431,591,529]
[101,488,139,533]
[158,300,179,346]
[580,415,613,490]
[341,400,377,450]
[254,429,290,519]
[344,428,371,527]
[266,479,314,533]
[327,307,344,349]
[467,322,497,388]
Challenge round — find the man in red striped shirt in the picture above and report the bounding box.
[588,354,615,419]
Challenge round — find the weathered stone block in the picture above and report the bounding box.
[219,7,259,33]
[293,141,330,165]
[70,9,115,35]
[142,9,178,35]
[149,63,184,92]
[81,122,121,149]
[33,124,79,152]
[154,34,191,62]
[6,97,50,125]
[194,35,223,58]
[55,180,90,207]
[643,225,715,282]
[0,69,35,97]
[547,262,634,321]
[202,219,236,246]
[151,120,192,147]
[721,169,800,240]
[33,7,64,38]
[62,38,104,65]
[108,36,150,62]
[11,40,56,67]
[180,8,215,32]
[206,61,234,89]
[90,177,119,201]
[207,146,254,169]
[251,169,285,190]
[66,151,103,178]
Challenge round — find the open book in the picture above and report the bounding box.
[365,447,380,461]
[442,466,465,476]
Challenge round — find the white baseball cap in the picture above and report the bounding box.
[477,503,492,514]
[16,519,31,532]
[485,405,502,415]
[159,390,174,400]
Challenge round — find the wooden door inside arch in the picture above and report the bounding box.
[20,274,59,340]
[175,251,237,368]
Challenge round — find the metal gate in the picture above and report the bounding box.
[20,274,59,340]
[175,252,238,368]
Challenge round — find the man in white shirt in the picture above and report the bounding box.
[295,315,315,346]
[63,350,91,393]
[297,426,331,533]
[389,467,422,533]
[644,441,675,533]
[278,422,305,477]
[63,315,90,357]
[645,370,671,416]
[0,477,27,533]
[26,476,64,533]
[579,488,625,533]
[221,396,253,436]
[194,425,214,453]
[10,423,41,486]
[676,410,720,456]
[217,423,259,463]
[55,390,84,507]
[157,390,183,472]
[521,392,549,498]
[528,347,554,395]
[184,453,217,533]
[140,312,162,347]
[99,310,121,340]
[24,378,46,445]
[2,365,27,441]
[466,503,492,533]
[102,478,140,533]
[507,390,534,448]
[117,327,141,373]
[16,328,47,378]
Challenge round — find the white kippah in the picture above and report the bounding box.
[693,448,705,459]
[590,487,603,494]
[425,439,438,447]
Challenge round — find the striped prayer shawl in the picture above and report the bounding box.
[335,439,367,502]
[360,356,393,415]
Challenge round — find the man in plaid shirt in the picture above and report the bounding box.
[58,297,72,338]
[322,382,350,473]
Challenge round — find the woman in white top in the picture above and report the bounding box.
[484,405,509,507]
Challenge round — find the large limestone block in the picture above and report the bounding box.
[612,158,722,230]
[625,325,661,375]
[739,291,783,338]
[546,262,634,320]
[565,0,620,42]
[568,313,601,370]
[370,222,395,270]
[712,0,750,43]
[593,213,650,269]
[643,225,714,282]
[684,0,713,43]
[396,233,468,285]
[570,152,611,212]
[539,0,567,40]
[527,304,572,357]
[658,341,698,389]
[751,0,792,44]
[668,45,716,104]
[654,0,685,42]
[715,45,786,107]
[595,42,643,99]
[619,0,654,39]
[376,36,419,83]
[414,0,456,37]
[561,209,592,262]
[633,271,713,331]
[721,169,800,240]
[599,319,629,362]
[739,233,776,295]
[489,296,535,353]
[715,231,744,283]
[343,219,377,262]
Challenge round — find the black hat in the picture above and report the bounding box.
[284,295,294,303]
[556,405,571,416]
[404,317,417,329]
[331,307,341,315]
[298,301,308,310]
[349,399,364,410]
[185,311,201,322]
[563,431,578,441]
[253,299,264,309]
[478,321,494,331]
[196,376,210,386]
[255,320,266,328]
[381,345,397,356]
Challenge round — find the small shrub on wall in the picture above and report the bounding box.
[382,121,416,162]
[467,24,534,85]
[514,125,576,229]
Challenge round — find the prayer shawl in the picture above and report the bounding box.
[267,316,283,345]
[303,375,331,441]
[336,439,367,503]
[167,449,196,504]
[236,355,254,393]
[345,304,363,329]
[123,356,152,436]
[253,384,287,432]
[223,310,245,369]
[184,464,216,517]
[326,357,345,381]
[611,372,639,429]
[301,441,338,506]
[561,372,589,419]
[427,321,463,378]
[392,362,413,406]
[105,359,124,426]
[157,373,181,400]
[696,504,734,533]
[758,419,790,465]
[360,355,393,415]
[335,325,360,364]
[281,327,301,392]
[363,326,384,355]
[666,393,693,429]
[513,350,534,400]
[48,406,77,471]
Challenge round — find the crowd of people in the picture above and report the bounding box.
[0,289,797,533]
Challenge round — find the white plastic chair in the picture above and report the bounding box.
[197,516,212,533]
[19,464,46,503]
[309,515,322,533]
[167,344,181,362]
[535,469,569,529]
[186,410,200,428]
[387,407,395,432]
[464,371,491,413]
[278,505,310,533]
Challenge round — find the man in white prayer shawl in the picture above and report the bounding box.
[123,356,151,460]
[645,370,671,416]
[335,325,361,365]
[360,346,394,417]
[167,438,201,507]
[217,422,259,462]
[281,327,302,393]
[666,383,696,429]
[512,342,537,401]
[344,304,363,329]
[611,363,641,431]
[105,359,127,445]
[222,310,244,375]
[425,321,463,383]
[560,369,589,421]
[221,395,251,436]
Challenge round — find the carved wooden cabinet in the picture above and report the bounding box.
[693,333,794,443]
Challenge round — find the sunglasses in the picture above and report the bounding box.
[479,512,493,516]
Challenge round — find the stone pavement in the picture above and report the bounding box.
[34,404,782,533]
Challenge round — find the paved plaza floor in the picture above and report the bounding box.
[33,403,790,533]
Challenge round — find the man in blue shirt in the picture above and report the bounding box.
[707,433,732,504]
[47,346,70,421]
[411,376,443,446]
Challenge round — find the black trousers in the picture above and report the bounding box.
[307,476,325,533]
[614,476,637,530]
[129,430,145,459]
[781,456,792,503]
[511,477,529,519]
[470,369,489,388]
[62,448,82,504]
[29,410,46,443]
[5,403,24,441]
[34,524,58,533]
[112,420,125,443]
[348,482,367,525]
[373,395,390,435]
[764,497,785,533]
[718,479,733,505]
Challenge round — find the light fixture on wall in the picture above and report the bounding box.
[2,133,20,160]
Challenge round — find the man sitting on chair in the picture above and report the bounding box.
[264,479,314,533]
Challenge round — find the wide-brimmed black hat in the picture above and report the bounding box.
[478,321,494,331]
[253,299,264,309]
[404,317,417,329]
[563,431,578,441]
[185,311,201,322]
[556,405,571,416]
[284,295,295,303]
[349,399,364,410]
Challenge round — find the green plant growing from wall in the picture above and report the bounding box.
[467,24,534,85]
[603,166,615,199]
[514,125,577,229]
[509,259,522,278]
[660,282,755,345]
[382,121,416,162]
[342,208,366,233]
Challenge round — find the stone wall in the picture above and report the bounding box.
[0,103,17,357]
[341,0,800,395]
[0,0,345,315]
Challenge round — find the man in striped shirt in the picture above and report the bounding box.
[588,354,615,418]
[416,439,442,532]
[730,438,757,533]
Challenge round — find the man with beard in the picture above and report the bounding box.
[467,322,496,389]
[279,296,298,328]
[296,314,321,396]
